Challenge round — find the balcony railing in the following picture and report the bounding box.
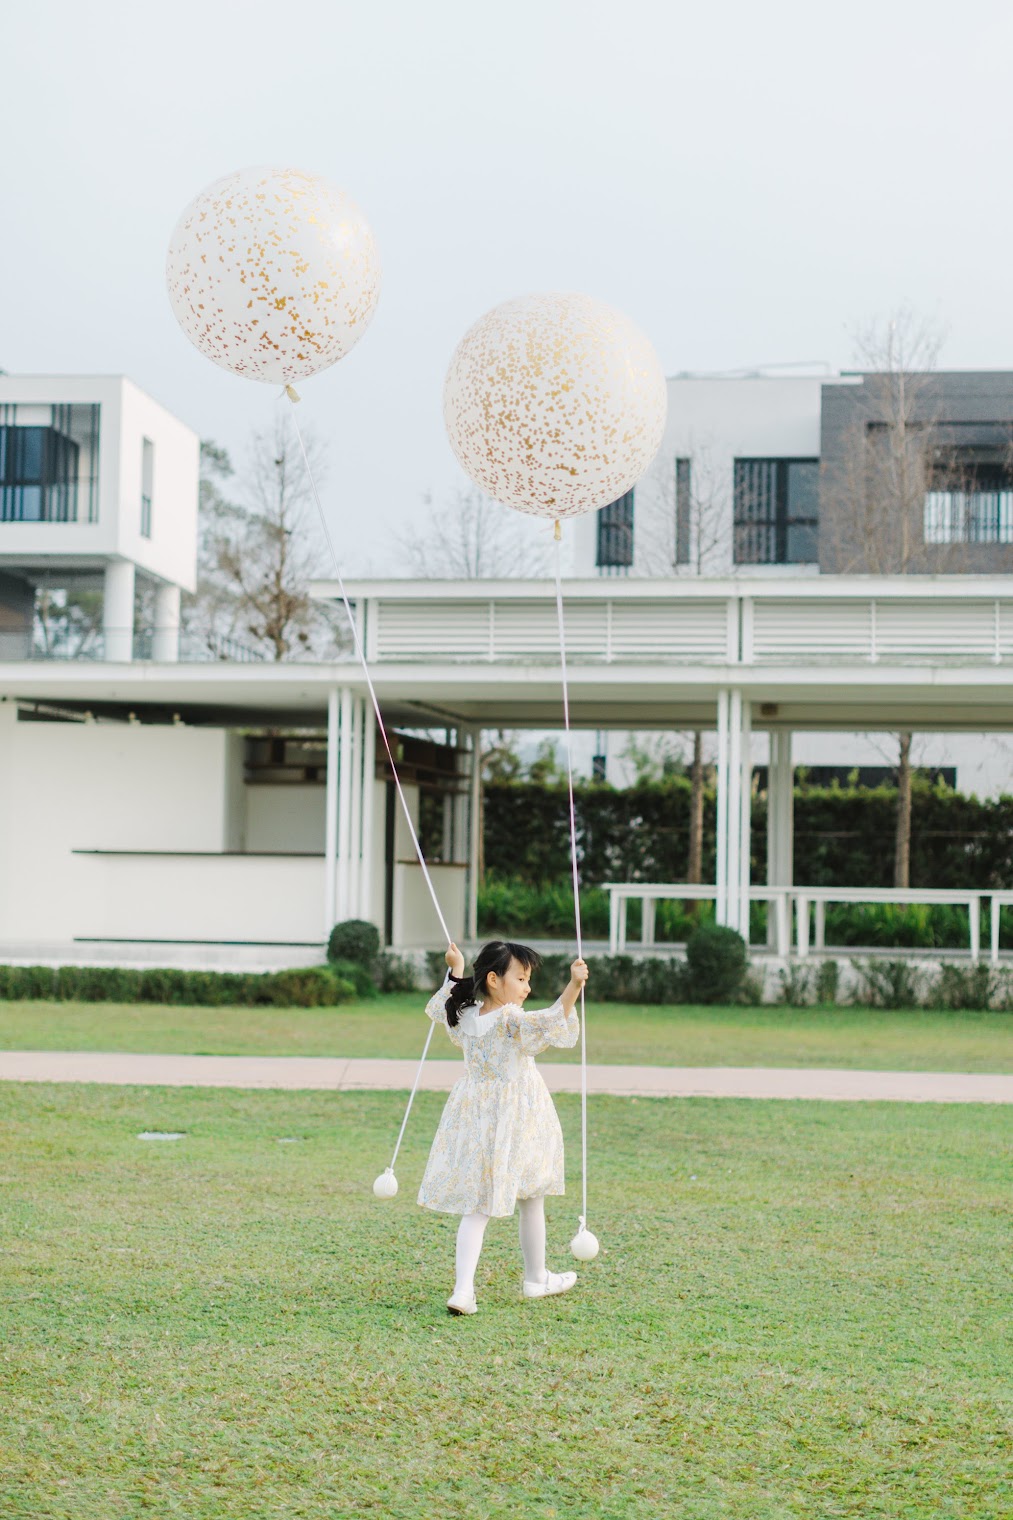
[12,627,268,663]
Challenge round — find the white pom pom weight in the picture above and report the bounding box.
[372,1168,399,1200]
[570,1216,600,1261]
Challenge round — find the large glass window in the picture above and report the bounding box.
[734,458,819,564]
[596,489,635,570]
[924,452,1013,544]
[0,403,100,523]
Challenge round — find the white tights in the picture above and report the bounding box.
[454,1196,548,1297]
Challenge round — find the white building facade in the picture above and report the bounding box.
[0,374,198,663]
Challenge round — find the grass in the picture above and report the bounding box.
[0,995,1012,1072]
[1,1083,1010,1518]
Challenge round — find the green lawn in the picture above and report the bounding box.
[1,994,1012,1071]
[1,1083,1010,1518]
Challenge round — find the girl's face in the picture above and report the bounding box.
[485,957,532,1007]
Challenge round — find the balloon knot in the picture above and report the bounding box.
[284,384,301,403]
[553,520,562,542]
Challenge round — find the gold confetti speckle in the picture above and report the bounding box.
[166,166,381,386]
[443,293,667,518]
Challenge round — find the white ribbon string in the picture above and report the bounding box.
[285,397,451,946]
[553,532,589,1230]
[284,394,451,1172]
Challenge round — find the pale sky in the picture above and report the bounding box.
[3,0,1013,574]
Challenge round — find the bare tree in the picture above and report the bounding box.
[184,424,346,661]
[823,311,951,885]
[631,439,731,578]
[398,486,551,579]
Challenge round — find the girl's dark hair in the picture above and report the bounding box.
[445,940,541,1026]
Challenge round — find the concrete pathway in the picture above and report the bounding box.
[0,1050,1010,1103]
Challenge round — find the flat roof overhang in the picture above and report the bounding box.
[5,658,1013,731]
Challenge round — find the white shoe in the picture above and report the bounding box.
[447,1289,477,1316]
[522,1270,577,1300]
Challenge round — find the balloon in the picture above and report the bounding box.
[444,291,667,521]
[570,1225,600,1261]
[372,1168,398,1199]
[166,166,380,386]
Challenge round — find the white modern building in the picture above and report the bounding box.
[3,369,1013,965]
[0,374,198,663]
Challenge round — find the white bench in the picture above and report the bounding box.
[604,882,792,958]
[988,891,1013,965]
[794,886,983,963]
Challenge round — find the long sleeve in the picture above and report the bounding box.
[425,975,466,1050]
[425,975,452,1026]
[504,998,579,1056]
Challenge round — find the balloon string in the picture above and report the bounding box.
[284,395,452,947]
[389,1019,437,1169]
[285,393,452,1176]
[553,532,588,1230]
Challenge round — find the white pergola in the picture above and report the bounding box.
[317,574,1013,945]
[4,573,1013,953]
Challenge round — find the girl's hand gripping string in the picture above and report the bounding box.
[445,942,466,979]
[560,957,589,1014]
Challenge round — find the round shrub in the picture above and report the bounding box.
[327,919,380,966]
[685,924,748,1004]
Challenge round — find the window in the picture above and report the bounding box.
[0,403,99,523]
[141,437,154,538]
[733,458,819,564]
[596,489,634,571]
[924,452,1013,544]
[675,458,691,565]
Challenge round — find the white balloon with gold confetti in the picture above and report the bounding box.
[166,165,380,386]
[443,291,667,521]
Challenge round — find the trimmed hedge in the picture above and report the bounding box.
[483,775,1013,892]
[0,963,354,1007]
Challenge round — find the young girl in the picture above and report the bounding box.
[418,939,590,1316]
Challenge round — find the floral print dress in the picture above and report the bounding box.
[417,978,580,1218]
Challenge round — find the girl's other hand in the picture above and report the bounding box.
[570,957,589,986]
[445,942,466,978]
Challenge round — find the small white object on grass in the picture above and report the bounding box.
[137,1132,185,1141]
[373,1168,398,1199]
[570,1216,600,1261]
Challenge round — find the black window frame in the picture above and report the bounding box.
[733,457,819,565]
[596,489,635,570]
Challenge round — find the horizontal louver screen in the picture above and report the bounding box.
[875,600,993,658]
[494,600,608,656]
[374,597,734,663]
[375,601,491,660]
[610,600,729,658]
[752,600,871,660]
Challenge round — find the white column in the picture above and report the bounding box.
[767,729,794,950]
[324,687,339,937]
[738,698,752,940]
[715,692,730,926]
[347,696,364,917]
[467,726,481,941]
[768,732,794,885]
[103,560,135,662]
[151,583,181,663]
[336,686,354,921]
[726,689,742,935]
[358,708,377,921]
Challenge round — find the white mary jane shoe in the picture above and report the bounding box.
[522,1270,577,1300]
[447,1290,478,1316]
